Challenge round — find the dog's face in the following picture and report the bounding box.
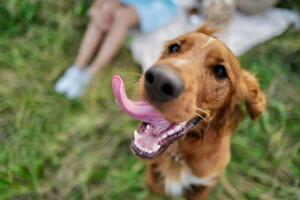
[128,30,266,159]
[141,32,247,123]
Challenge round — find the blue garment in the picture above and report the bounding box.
[121,0,178,33]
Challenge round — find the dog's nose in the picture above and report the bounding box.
[144,66,184,102]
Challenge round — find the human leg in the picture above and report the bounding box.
[88,6,139,75]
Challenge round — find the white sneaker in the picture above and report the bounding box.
[65,69,91,99]
[55,66,82,94]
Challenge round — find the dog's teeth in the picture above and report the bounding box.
[144,125,150,133]
[134,141,146,152]
[144,148,152,153]
[134,130,138,138]
[174,126,180,132]
[134,130,140,139]
[153,144,160,151]
[134,140,140,148]
[179,123,185,129]
[167,130,173,135]
[134,140,154,154]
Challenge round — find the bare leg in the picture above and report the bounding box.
[74,0,118,69]
[88,6,139,75]
[74,21,104,69]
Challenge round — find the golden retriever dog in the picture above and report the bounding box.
[112,26,266,200]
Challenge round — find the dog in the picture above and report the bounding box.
[112,26,266,200]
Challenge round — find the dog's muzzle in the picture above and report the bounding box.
[144,65,184,102]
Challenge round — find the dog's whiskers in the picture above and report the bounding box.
[194,112,208,122]
[127,72,143,77]
[126,80,140,90]
[195,107,210,118]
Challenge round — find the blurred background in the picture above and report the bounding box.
[0,0,300,199]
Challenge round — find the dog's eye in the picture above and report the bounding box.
[169,43,180,54]
[212,64,227,80]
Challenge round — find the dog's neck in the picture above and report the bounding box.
[171,106,243,175]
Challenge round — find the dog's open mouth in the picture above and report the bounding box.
[112,76,202,159]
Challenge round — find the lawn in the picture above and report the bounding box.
[0,1,299,199]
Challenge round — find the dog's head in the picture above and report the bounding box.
[113,26,266,159]
[141,27,266,122]
[133,28,266,158]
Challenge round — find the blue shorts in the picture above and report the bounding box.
[121,0,178,33]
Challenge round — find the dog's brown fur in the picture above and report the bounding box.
[139,27,266,199]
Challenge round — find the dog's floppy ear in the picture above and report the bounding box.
[241,70,266,120]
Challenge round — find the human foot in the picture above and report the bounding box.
[65,68,91,99]
[55,65,83,94]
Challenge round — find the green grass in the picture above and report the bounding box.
[0,1,299,199]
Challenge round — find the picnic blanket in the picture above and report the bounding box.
[129,8,299,71]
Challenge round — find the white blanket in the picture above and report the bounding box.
[129,8,299,71]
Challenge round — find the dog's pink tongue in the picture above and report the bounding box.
[112,76,167,124]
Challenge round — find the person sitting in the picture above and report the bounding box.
[55,0,178,99]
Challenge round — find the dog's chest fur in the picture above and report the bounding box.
[157,143,216,197]
[164,164,215,197]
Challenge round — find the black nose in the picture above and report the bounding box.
[144,66,184,102]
